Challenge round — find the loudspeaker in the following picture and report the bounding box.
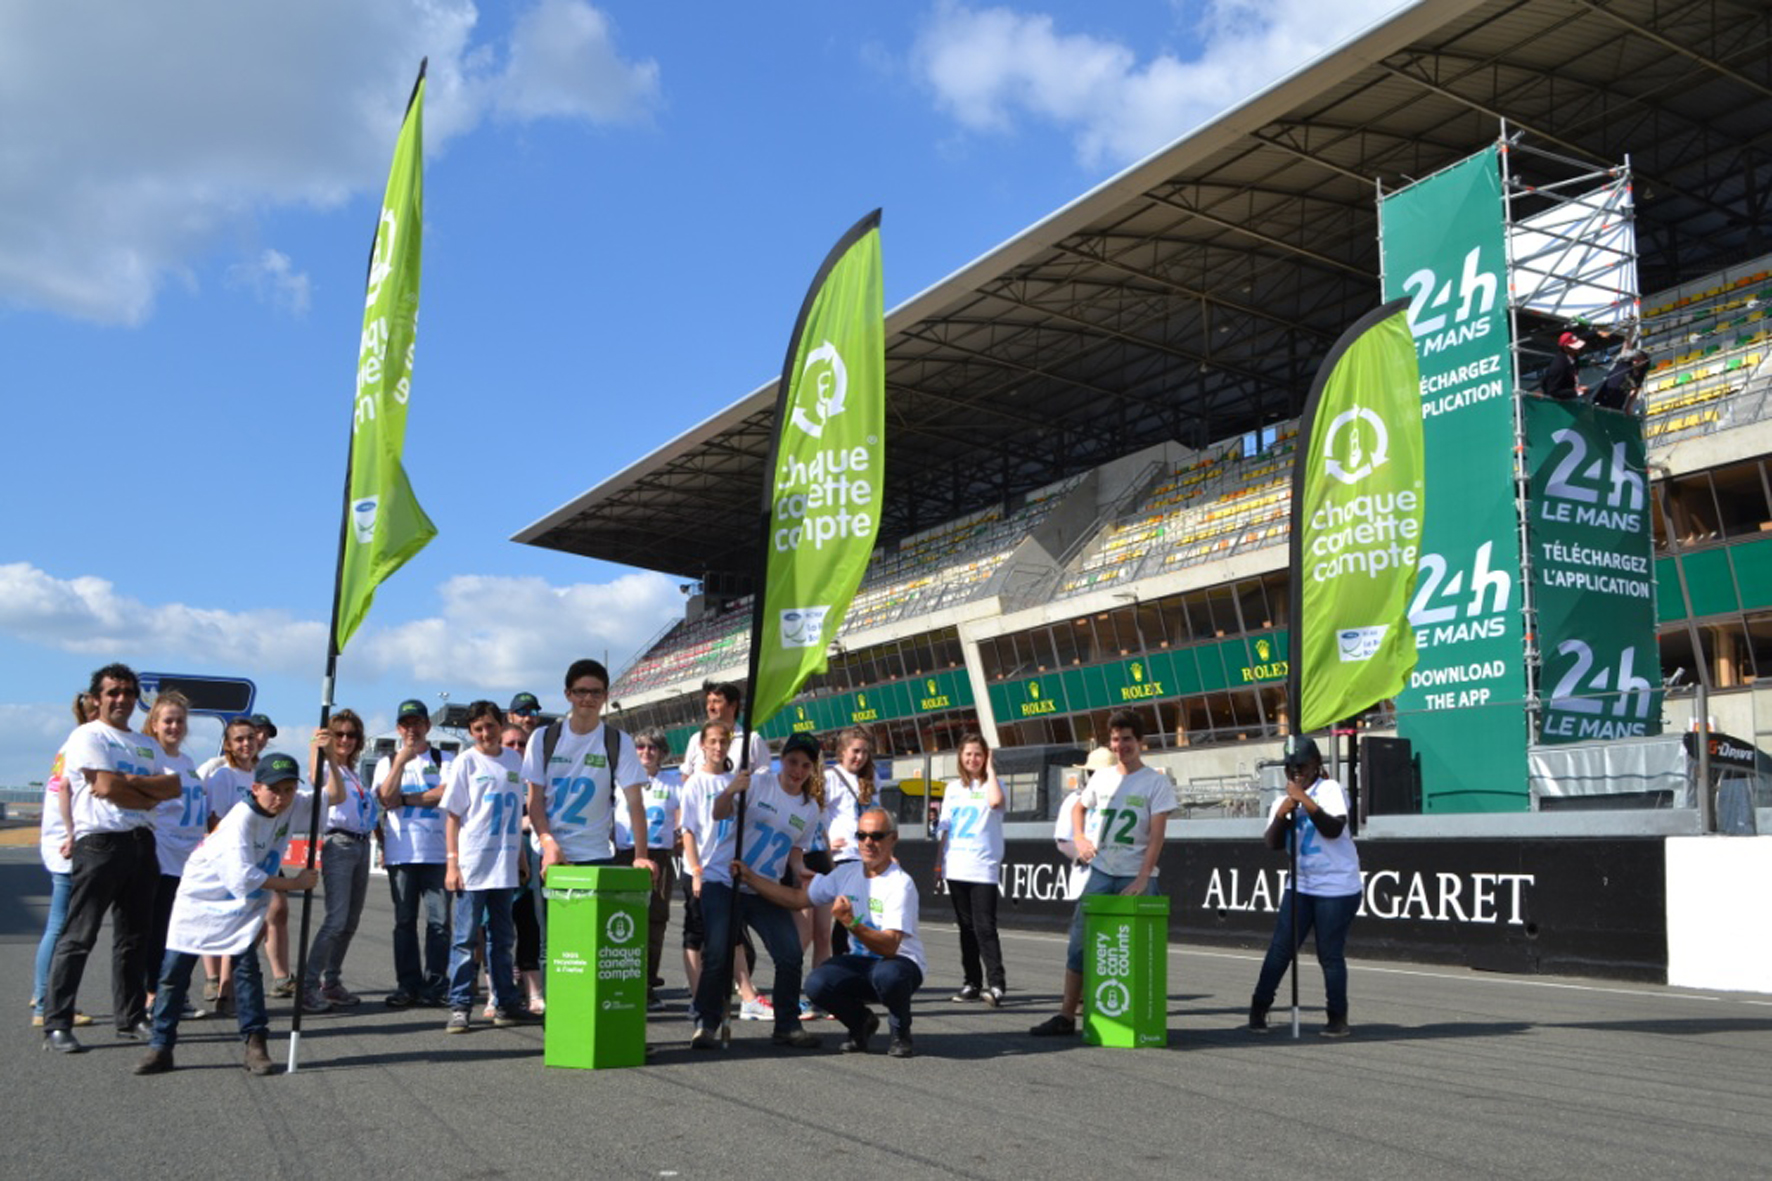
[1361,736,1419,814]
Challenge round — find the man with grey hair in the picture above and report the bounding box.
[733,804,925,1058]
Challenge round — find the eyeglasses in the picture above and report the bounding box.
[634,743,662,752]
[511,709,539,717]
[333,730,362,741]
[567,687,607,699]
[855,831,892,843]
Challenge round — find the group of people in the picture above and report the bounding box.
[33,659,1363,1076]
[1541,325,1651,412]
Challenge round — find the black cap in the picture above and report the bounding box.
[781,732,822,762]
[1283,735,1322,769]
[254,751,301,787]
[508,692,541,715]
[397,699,429,722]
[249,713,277,738]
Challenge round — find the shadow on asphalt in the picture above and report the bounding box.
[0,861,51,937]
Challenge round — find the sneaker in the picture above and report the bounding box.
[951,984,981,1003]
[841,1011,880,1054]
[320,983,361,1006]
[31,1010,96,1028]
[887,1033,915,1059]
[1248,1004,1271,1034]
[483,1001,497,1021]
[647,992,665,1011]
[420,990,449,1008]
[771,1026,822,1049]
[215,993,234,1017]
[179,1001,198,1020]
[269,976,296,999]
[983,987,1005,1008]
[690,1027,719,1051]
[446,1010,471,1034]
[527,996,547,1016]
[134,1047,174,1075]
[798,999,815,1021]
[1320,1019,1351,1038]
[299,989,334,1014]
[739,997,771,1021]
[384,991,418,1009]
[1028,1014,1077,1037]
[116,1020,152,1041]
[202,978,221,1003]
[42,1030,84,1054]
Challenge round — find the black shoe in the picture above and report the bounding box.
[690,1028,718,1051]
[887,1033,915,1059]
[1320,1019,1351,1038]
[384,991,417,1008]
[116,1020,152,1041]
[134,1048,174,1075]
[951,984,980,1002]
[841,1011,881,1054]
[983,986,1005,1008]
[1028,1014,1076,1037]
[42,1030,84,1054]
[1248,1003,1271,1035]
[771,1027,822,1049]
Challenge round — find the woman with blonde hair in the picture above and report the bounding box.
[141,691,209,1008]
[822,728,875,953]
[300,709,374,1012]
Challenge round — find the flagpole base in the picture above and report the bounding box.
[1291,1007,1300,1040]
[286,1029,302,1073]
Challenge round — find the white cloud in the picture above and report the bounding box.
[226,248,313,317]
[913,0,1407,169]
[0,0,659,326]
[0,562,681,692]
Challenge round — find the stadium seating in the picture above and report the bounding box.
[1638,268,1772,441]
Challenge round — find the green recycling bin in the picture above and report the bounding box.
[1081,893,1169,1048]
[544,865,652,1069]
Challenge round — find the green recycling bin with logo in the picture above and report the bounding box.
[1081,893,1169,1048]
[544,865,651,1069]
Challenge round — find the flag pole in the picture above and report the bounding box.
[288,58,429,1073]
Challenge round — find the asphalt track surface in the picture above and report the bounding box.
[3,847,1768,1181]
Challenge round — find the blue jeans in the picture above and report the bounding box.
[31,870,71,1014]
[447,887,519,1012]
[1065,868,1158,974]
[1252,889,1360,1020]
[150,946,267,1050]
[693,882,804,1036]
[387,862,449,998]
[305,833,371,989]
[807,953,924,1036]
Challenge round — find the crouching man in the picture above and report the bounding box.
[733,806,925,1058]
[135,752,317,1076]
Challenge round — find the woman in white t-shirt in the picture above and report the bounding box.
[938,733,1007,1005]
[199,716,259,1012]
[300,709,375,1012]
[30,693,97,1027]
[1248,736,1361,1038]
[142,692,208,1007]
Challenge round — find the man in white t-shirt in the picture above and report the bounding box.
[523,659,655,880]
[736,805,924,1058]
[41,664,183,1053]
[374,698,452,1007]
[1248,735,1361,1037]
[679,681,769,777]
[1030,709,1176,1038]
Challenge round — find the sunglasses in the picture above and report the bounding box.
[634,743,662,752]
[855,831,893,843]
[333,730,363,740]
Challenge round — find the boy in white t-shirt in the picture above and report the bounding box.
[1248,735,1361,1038]
[1030,709,1176,1038]
[441,701,533,1033]
[374,698,452,1007]
[134,752,318,1076]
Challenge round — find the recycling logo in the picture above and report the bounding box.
[1094,980,1130,1018]
[1322,405,1389,485]
[606,912,636,944]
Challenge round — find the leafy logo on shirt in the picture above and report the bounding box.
[788,814,805,831]
[505,771,520,784]
[868,897,884,917]
[1127,795,1147,807]
[134,745,155,760]
[584,754,607,769]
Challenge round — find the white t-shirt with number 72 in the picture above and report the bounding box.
[1077,765,1177,878]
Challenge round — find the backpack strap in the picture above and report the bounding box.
[540,720,564,776]
[605,724,624,797]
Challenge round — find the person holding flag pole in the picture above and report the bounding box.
[720,209,885,1047]
[288,59,438,1073]
[1261,296,1422,1039]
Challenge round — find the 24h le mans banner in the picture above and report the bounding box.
[336,64,436,653]
[1381,144,1528,812]
[1289,299,1424,735]
[1525,398,1661,743]
[745,211,885,736]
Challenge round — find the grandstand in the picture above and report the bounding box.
[517,0,1772,802]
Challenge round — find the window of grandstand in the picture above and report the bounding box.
[1240,424,1279,459]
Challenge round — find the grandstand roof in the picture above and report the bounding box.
[515,0,1772,586]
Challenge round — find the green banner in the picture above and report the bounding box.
[1525,399,1662,742]
[1380,145,1528,811]
[337,66,436,652]
[1290,300,1424,734]
[748,212,885,731]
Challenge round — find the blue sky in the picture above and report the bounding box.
[0,0,1403,782]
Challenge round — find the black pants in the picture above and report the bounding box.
[948,878,1006,991]
[614,848,676,988]
[44,828,160,1033]
[512,888,541,973]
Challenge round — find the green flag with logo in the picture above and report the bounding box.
[335,63,436,653]
[1289,299,1425,734]
[745,211,884,734]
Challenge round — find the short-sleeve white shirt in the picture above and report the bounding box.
[937,777,1004,884]
[375,750,451,865]
[151,750,210,876]
[1078,765,1177,878]
[166,790,310,956]
[64,721,161,837]
[521,722,646,864]
[1266,776,1362,896]
[807,861,926,974]
[440,747,524,891]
